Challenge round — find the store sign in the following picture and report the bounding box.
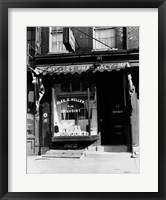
[93,63,127,72]
[61,109,81,113]
[63,28,75,52]
[57,98,85,105]
[35,64,93,75]
[35,62,129,75]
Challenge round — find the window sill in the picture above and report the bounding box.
[51,135,99,142]
[91,48,118,52]
[47,51,69,54]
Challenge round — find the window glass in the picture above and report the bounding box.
[93,27,115,50]
[53,83,98,137]
[50,27,68,53]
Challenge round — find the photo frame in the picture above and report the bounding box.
[0,0,166,199]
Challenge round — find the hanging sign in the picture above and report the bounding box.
[63,28,75,52]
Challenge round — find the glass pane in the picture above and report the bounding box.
[51,30,67,52]
[90,88,98,135]
[94,28,115,49]
[53,83,98,137]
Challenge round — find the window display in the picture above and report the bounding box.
[52,82,98,137]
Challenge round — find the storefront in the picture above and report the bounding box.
[34,62,135,151]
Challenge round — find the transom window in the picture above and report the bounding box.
[61,82,88,92]
[93,27,116,50]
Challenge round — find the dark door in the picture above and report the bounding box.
[96,70,127,145]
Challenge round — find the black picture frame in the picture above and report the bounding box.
[0,0,165,199]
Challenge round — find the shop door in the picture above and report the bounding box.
[97,71,128,145]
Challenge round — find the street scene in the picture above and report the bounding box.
[27,26,139,174]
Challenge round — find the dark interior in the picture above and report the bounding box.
[96,70,127,145]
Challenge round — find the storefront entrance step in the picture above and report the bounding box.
[86,145,128,152]
[104,145,128,152]
[45,149,84,154]
[84,151,132,159]
[41,149,84,159]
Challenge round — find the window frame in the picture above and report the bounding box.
[92,27,116,51]
[49,27,68,54]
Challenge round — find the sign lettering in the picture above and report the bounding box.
[57,98,85,105]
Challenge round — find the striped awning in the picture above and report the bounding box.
[34,62,130,76]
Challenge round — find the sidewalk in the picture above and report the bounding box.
[27,150,139,174]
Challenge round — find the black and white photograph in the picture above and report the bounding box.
[27,26,139,174]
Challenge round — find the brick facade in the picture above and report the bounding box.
[41,27,49,55]
[40,27,139,55]
[127,27,139,49]
[29,26,139,154]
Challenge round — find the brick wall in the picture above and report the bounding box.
[41,27,49,55]
[40,27,93,55]
[40,26,139,55]
[127,27,139,49]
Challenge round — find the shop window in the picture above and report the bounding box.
[60,100,88,120]
[53,83,98,137]
[49,27,68,53]
[93,27,115,50]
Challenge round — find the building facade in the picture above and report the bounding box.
[27,27,139,155]
[27,27,42,154]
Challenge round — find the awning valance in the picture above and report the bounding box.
[34,62,130,76]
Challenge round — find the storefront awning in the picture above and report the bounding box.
[34,62,130,76]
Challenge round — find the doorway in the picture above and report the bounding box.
[96,70,130,145]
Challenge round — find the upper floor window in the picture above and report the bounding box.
[93,27,116,51]
[49,27,68,53]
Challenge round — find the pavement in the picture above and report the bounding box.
[27,149,140,174]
